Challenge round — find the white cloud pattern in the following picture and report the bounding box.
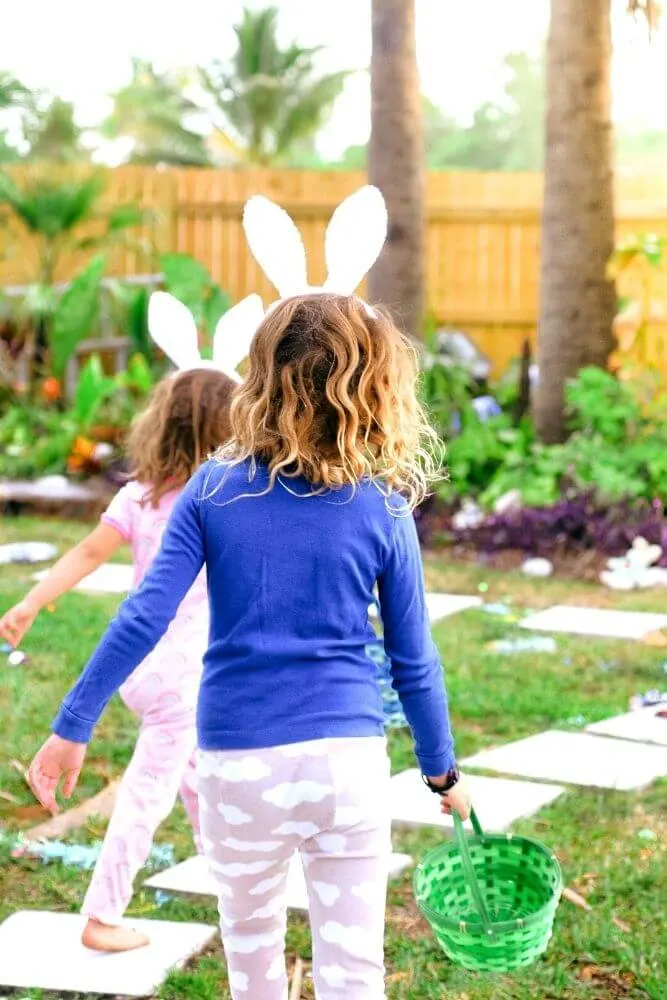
[351,880,381,905]
[217,803,253,825]
[229,970,249,992]
[249,872,286,895]
[316,833,347,854]
[248,895,286,920]
[319,964,347,988]
[266,955,284,980]
[311,881,341,907]
[217,757,273,782]
[271,821,320,838]
[224,926,284,954]
[262,781,334,809]
[220,836,282,852]
[320,921,375,960]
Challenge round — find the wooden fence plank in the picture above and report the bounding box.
[2,166,667,374]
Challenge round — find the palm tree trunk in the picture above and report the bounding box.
[535,0,616,443]
[368,0,425,340]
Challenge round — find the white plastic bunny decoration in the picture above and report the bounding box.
[242,184,388,315]
[147,291,264,382]
[600,537,667,591]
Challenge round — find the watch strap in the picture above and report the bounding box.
[422,766,460,795]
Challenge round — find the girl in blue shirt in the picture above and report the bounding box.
[29,292,469,1000]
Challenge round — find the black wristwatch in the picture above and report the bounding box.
[422,766,460,795]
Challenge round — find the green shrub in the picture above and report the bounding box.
[440,366,667,507]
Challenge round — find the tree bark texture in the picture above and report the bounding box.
[535,0,616,442]
[368,0,425,339]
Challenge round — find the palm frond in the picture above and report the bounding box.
[202,4,350,166]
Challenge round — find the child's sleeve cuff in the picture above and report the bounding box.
[52,704,93,744]
[417,746,457,776]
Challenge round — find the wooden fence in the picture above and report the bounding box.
[3,167,667,375]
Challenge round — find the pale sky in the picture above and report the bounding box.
[4,0,667,156]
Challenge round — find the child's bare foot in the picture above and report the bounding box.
[82,918,150,952]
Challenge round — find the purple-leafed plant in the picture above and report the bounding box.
[450,492,667,565]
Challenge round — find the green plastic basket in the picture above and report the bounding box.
[413,808,562,973]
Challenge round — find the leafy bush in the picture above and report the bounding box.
[441,367,667,508]
[0,353,154,479]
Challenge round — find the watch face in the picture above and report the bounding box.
[444,767,460,790]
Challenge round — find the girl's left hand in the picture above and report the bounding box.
[28,735,87,814]
[440,777,472,821]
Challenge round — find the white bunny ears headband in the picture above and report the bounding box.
[147,185,388,378]
[147,291,264,382]
[243,184,388,315]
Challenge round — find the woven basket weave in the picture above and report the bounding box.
[414,808,562,972]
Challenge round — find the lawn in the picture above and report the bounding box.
[1,516,666,1000]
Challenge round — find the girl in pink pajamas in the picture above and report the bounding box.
[0,365,236,953]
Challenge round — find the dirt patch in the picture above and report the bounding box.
[0,802,50,824]
[430,540,610,583]
[387,879,430,940]
[576,963,648,999]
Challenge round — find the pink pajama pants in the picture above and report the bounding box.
[197,736,391,1000]
[82,643,204,925]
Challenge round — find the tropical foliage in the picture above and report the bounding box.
[425,362,667,510]
[101,60,210,167]
[200,5,348,165]
[0,168,146,385]
[20,96,87,164]
[0,353,155,479]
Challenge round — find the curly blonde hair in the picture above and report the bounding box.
[127,367,237,506]
[219,294,441,508]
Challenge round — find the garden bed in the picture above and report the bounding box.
[434,541,610,583]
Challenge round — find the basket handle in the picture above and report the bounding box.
[453,807,493,934]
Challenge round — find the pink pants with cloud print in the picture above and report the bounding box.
[197,736,391,1000]
[81,640,205,925]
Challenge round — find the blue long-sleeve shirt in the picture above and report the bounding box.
[53,459,456,775]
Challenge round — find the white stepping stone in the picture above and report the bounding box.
[0,911,215,996]
[34,562,134,595]
[145,851,412,909]
[462,730,667,790]
[520,604,667,640]
[587,706,667,746]
[370,592,482,625]
[389,770,564,832]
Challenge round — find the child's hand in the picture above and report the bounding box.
[440,777,472,821]
[0,599,39,647]
[28,734,87,814]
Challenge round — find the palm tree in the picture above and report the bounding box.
[0,71,30,163]
[200,5,348,166]
[0,169,144,385]
[535,0,658,443]
[367,0,425,340]
[0,72,30,111]
[101,59,210,166]
[22,96,87,163]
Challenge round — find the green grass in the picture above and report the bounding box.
[1,516,666,999]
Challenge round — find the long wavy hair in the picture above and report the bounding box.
[127,367,236,506]
[217,294,441,509]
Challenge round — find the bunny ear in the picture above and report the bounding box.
[243,195,308,297]
[212,294,264,381]
[323,185,388,295]
[148,292,202,370]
